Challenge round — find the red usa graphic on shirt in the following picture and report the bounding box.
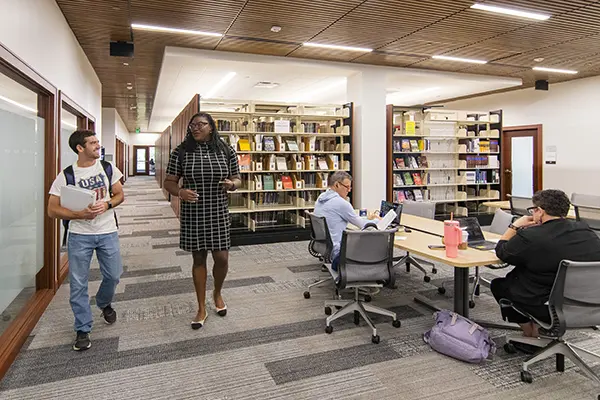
[77,173,107,201]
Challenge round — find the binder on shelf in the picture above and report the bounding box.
[291,173,303,189]
[316,173,328,188]
[303,136,316,152]
[263,175,274,190]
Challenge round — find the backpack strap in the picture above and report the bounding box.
[100,160,118,229]
[62,165,75,246]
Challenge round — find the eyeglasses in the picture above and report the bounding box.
[338,182,351,191]
[190,121,209,129]
[527,206,539,215]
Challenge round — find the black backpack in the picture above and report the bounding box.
[62,160,118,245]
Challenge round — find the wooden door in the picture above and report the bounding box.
[133,145,150,175]
[501,125,543,199]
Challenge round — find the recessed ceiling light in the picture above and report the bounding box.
[432,55,487,64]
[127,86,133,90]
[533,66,578,74]
[203,72,237,99]
[127,82,132,85]
[470,3,551,21]
[534,57,545,62]
[131,23,222,37]
[123,62,129,66]
[302,42,373,52]
[270,25,282,33]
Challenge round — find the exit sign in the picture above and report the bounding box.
[135,127,140,133]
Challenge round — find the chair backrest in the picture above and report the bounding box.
[571,193,600,208]
[573,205,600,234]
[508,195,531,217]
[402,200,436,220]
[549,260,600,334]
[488,208,514,235]
[337,228,396,289]
[306,211,334,260]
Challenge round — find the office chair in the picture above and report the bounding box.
[323,227,401,344]
[508,195,531,217]
[571,193,600,239]
[502,260,600,392]
[303,211,334,299]
[438,208,513,308]
[395,200,437,282]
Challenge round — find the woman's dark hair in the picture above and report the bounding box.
[532,189,571,218]
[183,112,228,155]
[69,130,96,154]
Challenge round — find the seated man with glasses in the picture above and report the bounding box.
[491,189,600,337]
[314,171,377,271]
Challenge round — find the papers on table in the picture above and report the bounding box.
[60,185,96,211]
[377,210,397,230]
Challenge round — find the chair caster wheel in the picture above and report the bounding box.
[469,300,476,309]
[392,320,401,328]
[354,311,360,325]
[424,276,431,283]
[504,342,517,354]
[324,307,332,315]
[364,295,372,303]
[432,268,438,274]
[372,335,380,344]
[437,287,446,294]
[325,326,333,334]
[303,291,310,299]
[520,370,532,383]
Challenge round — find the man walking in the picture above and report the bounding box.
[48,130,124,351]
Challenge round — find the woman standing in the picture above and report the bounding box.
[164,112,241,329]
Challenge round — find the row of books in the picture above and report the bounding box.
[459,170,500,184]
[462,139,499,153]
[395,138,458,153]
[463,155,499,168]
[237,154,341,172]
[393,155,428,169]
[393,172,423,186]
[392,189,426,202]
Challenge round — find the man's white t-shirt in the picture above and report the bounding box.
[49,160,123,235]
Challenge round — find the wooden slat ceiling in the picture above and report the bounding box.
[56,0,600,132]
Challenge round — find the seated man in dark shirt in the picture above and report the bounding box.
[491,189,600,337]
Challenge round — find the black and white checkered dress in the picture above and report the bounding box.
[166,141,239,252]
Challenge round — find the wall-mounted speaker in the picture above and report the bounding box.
[110,41,134,57]
[535,80,549,91]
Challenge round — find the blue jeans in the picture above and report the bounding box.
[67,232,122,333]
[332,254,340,271]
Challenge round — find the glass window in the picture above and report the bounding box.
[0,71,45,335]
[59,107,79,252]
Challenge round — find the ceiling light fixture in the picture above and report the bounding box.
[533,66,578,74]
[432,55,487,64]
[270,25,282,33]
[533,57,545,62]
[302,42,373,52]
[0,94,37,113]
[123,62,129,66]
[131,23,222,37]
[470,3,551,21]
[253,81,280,89]
[203,72,237,99]
[127,86,133,90]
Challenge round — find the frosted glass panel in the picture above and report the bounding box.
[60,108,79,252]
[511,136,534,197]
[0,78,44,334]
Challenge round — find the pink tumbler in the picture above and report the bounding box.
[444,220,462,258]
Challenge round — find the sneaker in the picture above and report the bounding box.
[101,304,117,325]
[73,331,91,351]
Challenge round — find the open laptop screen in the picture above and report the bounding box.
[457,217,485,242]
[380,200,402,225]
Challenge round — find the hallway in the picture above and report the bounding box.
[1,177,598,399]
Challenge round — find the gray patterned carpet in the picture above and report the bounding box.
[1,176,600,399]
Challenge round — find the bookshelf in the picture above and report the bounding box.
[198,99,353,244]
[386,105,503,220]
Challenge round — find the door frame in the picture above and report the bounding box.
[501,124,543,200]
[133,145,150,175]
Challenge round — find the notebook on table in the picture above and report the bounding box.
[457,217,497,251]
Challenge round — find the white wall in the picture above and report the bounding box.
[128,133,160,176]
[445,75,600,197]
[101,108,116,158]
[0,0,102,136]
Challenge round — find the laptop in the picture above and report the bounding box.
[457,217,497,251]
[379,200,402,228]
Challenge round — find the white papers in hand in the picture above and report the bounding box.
[377,210,397,231]
[60,185,96,211]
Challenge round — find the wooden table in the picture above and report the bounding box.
[400,213,502,240]
[482,200,576,219]
[393,220,500,318]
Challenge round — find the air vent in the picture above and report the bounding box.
[254,81,279,89]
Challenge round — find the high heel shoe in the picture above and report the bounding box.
[191,310,207,329]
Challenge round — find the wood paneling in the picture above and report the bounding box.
[55,0,600,132]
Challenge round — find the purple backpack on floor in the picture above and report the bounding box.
[423,310,496,364]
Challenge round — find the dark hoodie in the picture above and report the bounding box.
[495,218,600,305]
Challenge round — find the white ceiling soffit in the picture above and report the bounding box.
[149,47,521,132]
